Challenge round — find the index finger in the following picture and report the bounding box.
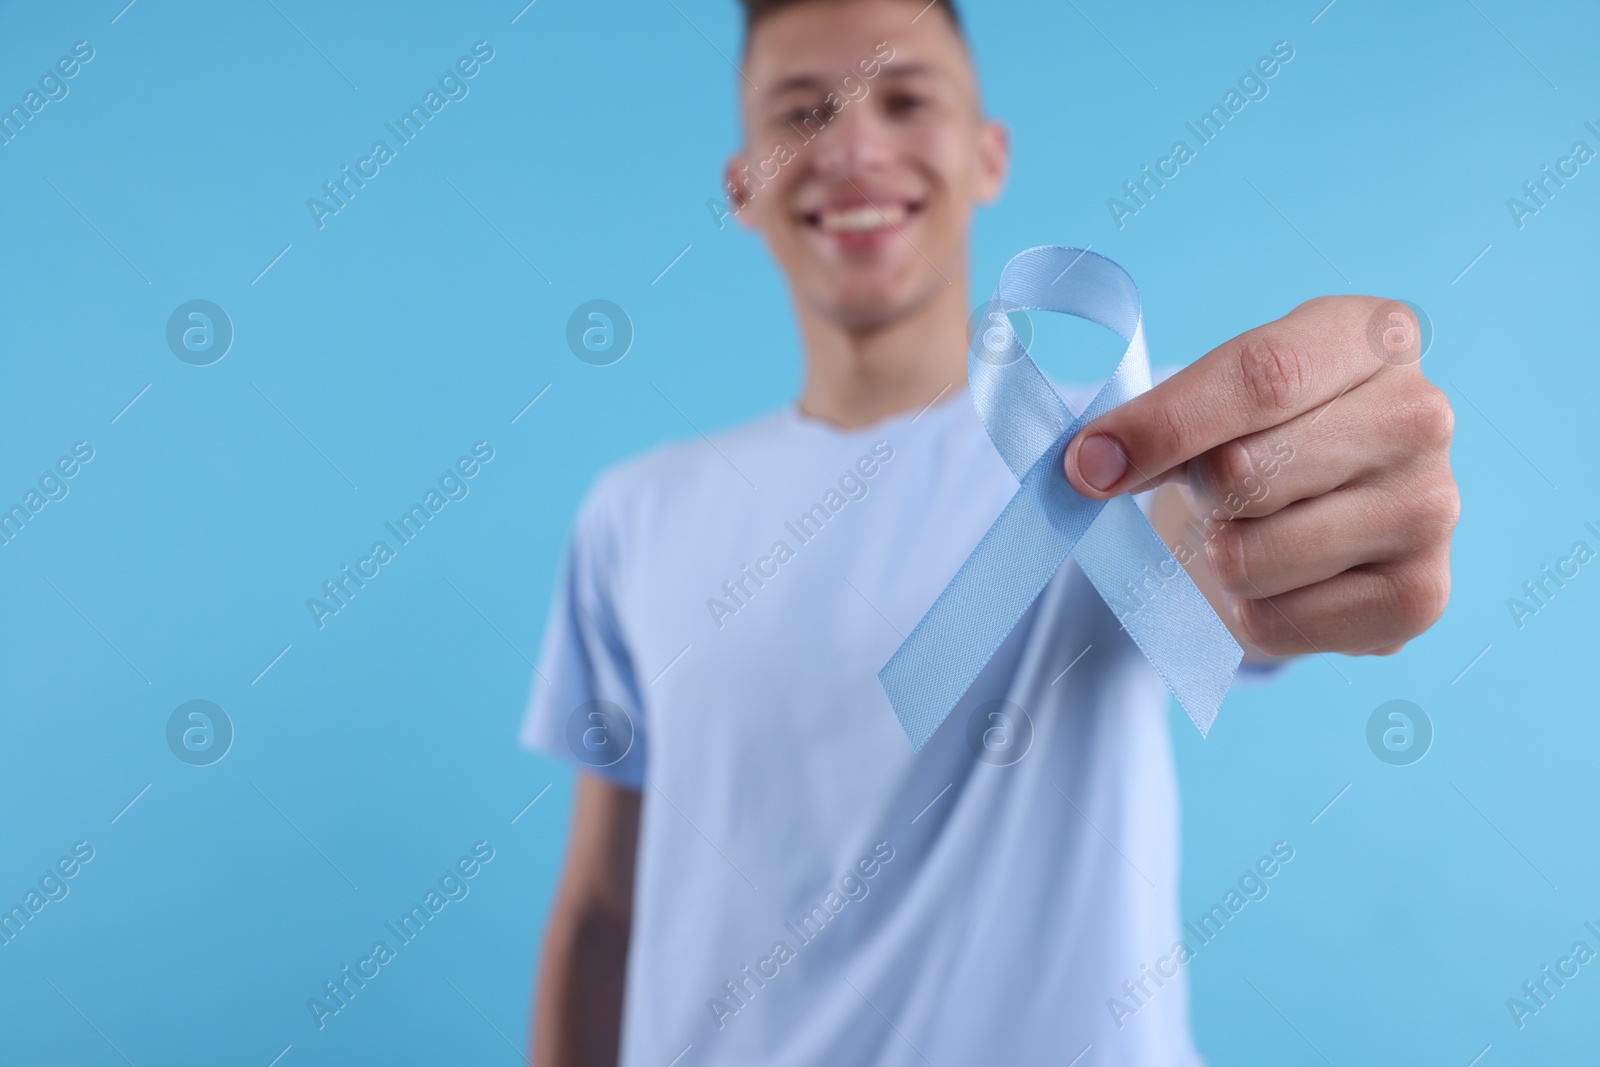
[1062,296,1390,499]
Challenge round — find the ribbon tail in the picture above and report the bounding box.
[1073,495,1242,737]
[879,437,1104,752]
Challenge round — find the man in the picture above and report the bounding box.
[521,1,1458,1063]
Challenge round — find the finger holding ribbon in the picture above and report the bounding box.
[1062,295,1461,661]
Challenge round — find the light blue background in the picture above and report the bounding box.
[2,0,1596,1063]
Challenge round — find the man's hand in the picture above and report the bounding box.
[1063,296,1460,659]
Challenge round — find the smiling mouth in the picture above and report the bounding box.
[803,200,924,234]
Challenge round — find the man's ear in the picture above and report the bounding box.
[722,152,758,229]
[974,119,1010,205]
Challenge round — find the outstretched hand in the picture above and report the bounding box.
[1064,296,1460,657]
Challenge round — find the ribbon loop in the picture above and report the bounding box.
[879,246,1240,752]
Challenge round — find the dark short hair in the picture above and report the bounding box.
[739,0,963,40]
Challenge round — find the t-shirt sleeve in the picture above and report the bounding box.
[517,479,648,789]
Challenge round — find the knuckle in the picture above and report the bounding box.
[1393,384,1455,450]
[1395,301,1422,336]
[1426,480,1463,536]
[1394,477,1462,548]
[1289,294,1346,321]
[1441,482,1462,532]
[1236,331,1311,414]
[1197,440,1257,507]
[1387,561,1451,638]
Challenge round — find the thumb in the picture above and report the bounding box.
[1063,417,1184,500]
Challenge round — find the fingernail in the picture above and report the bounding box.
[1075,434,1128,492]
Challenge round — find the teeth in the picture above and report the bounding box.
[819,203,907,232]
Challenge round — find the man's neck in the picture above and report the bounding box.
[793,281,972,430]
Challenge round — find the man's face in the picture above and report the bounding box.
[733,0,1007,331]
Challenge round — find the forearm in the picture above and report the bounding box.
[534,896,632,1066]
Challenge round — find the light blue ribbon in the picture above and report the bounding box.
[879,246,1241,752]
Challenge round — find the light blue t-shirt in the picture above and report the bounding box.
[521,379,1269,1066]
